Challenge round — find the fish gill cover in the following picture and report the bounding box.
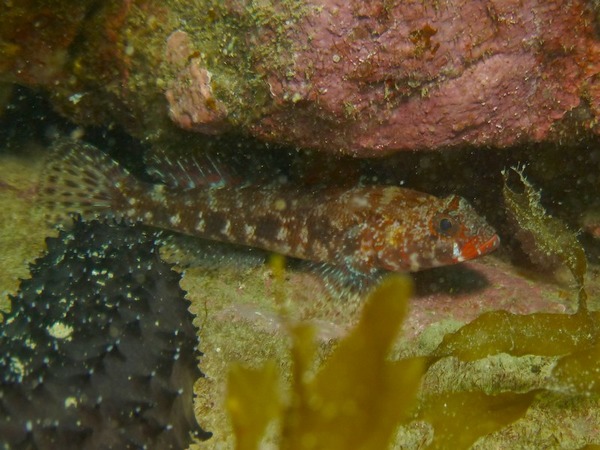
[0,219,211,449]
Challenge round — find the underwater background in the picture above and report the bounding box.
[3,1,600,449]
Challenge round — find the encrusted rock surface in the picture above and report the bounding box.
[2,1,600,155]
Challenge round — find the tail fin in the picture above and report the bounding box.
[39,138,135,225]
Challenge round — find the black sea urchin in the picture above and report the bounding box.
[0,219,211,449]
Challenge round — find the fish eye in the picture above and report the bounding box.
[440,217,453,231]
[433,214,459,237]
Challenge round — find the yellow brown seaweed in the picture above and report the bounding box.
[418,390,538,450]
[226,275,426,450]
[226,275,586,449]
[551,342,600,394]
[432,309,600,361]
[226,361,281,450]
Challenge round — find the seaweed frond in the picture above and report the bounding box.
[502,166,587,309]
[226,275,426,450]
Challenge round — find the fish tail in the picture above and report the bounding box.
[40,138,137,225]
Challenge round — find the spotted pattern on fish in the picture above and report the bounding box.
[40,139,500,285]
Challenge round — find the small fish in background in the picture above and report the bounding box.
[40,138,500,292]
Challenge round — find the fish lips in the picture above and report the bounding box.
[459,234,501,261]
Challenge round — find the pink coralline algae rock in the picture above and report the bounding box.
[165,31,229,134]
[166,0,600,156]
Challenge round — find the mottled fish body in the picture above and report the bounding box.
[41,139,499,281]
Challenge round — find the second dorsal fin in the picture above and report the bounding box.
[145,147,240,190]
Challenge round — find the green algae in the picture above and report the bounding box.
[502,166,587,308]
[169,0,311,126]
[0,150,55,312]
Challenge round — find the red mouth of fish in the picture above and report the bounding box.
[459,234,501,261]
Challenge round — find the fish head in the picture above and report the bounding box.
[375,194,500,272]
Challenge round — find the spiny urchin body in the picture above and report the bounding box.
[0,219,211,449]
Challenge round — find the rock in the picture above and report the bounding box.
[243,0,600,154]
[2,1,600,155]
[165,31,230,134]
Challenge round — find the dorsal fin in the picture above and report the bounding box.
[144,140,351,191]
[145,147,240,190]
